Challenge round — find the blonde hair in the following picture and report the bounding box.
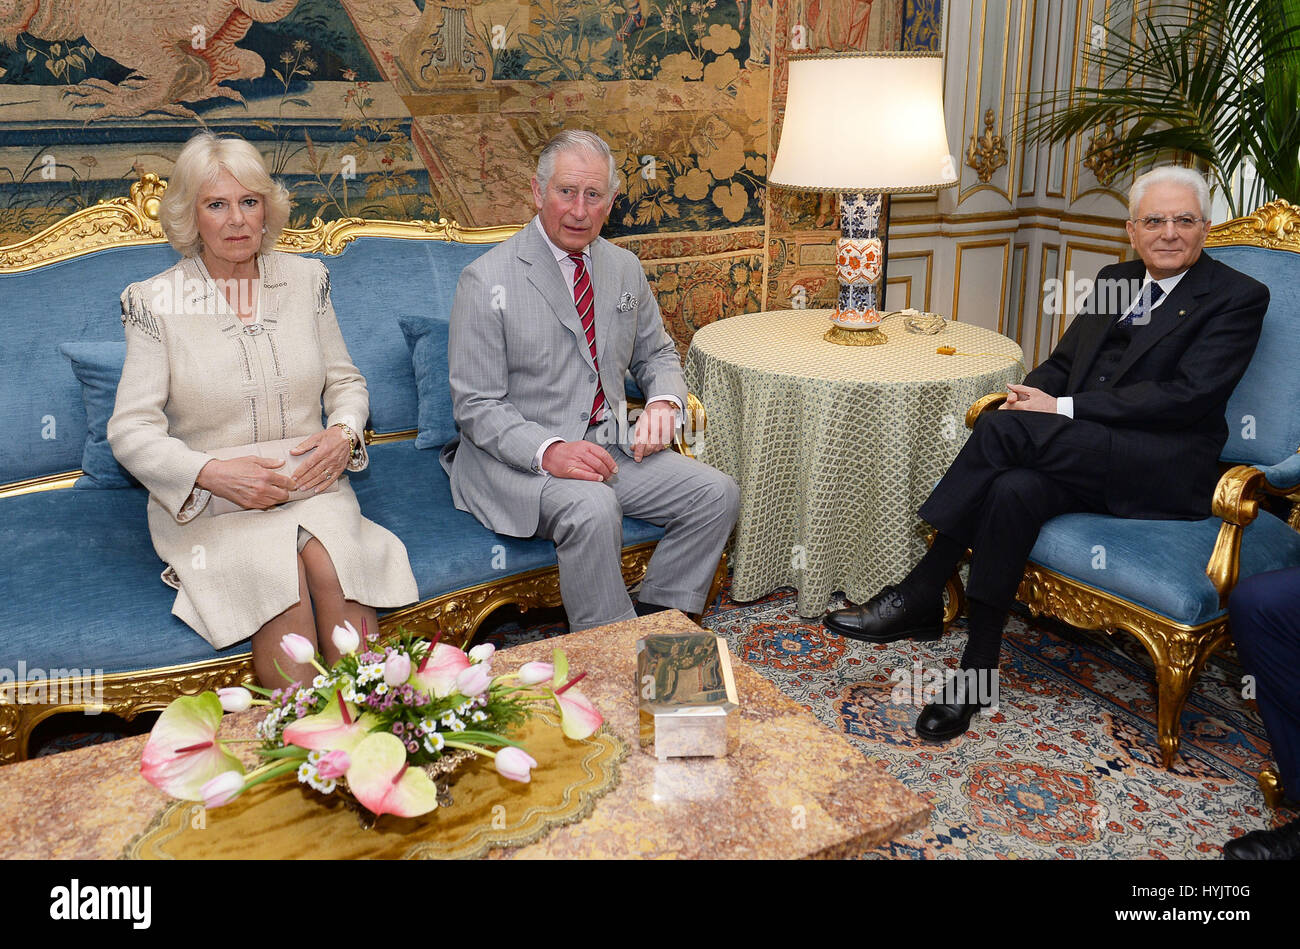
[159,132,291,257]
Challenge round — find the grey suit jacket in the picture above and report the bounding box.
[441,219,687,537]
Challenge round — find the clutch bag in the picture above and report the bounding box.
[206,436,338,515]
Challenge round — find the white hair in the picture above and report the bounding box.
[159,131,291,258]
[1128,165,1212,221]
[535,129,620,196]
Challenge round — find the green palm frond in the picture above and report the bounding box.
[1025,0,1300,216]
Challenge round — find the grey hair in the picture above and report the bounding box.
[1128,165,1212,221]
[159,131,291,258]
[535,129,620,197]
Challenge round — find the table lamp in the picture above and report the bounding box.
[768,51,958,345]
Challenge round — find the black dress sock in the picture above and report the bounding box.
[961,598,1009,671]
[895,531,965,605]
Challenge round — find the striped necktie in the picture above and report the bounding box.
[569,253,605,422]
[1119,281,1166,326]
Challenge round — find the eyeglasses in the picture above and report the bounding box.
[1134,214,1206,232]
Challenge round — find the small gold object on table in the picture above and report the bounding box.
[637,631,739,761]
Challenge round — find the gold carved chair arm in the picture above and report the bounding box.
[1206,460,1300,603]
[626,392,708,460]
[965,392,1007,429]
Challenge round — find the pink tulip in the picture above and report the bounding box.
[456,664,492,697]
[316,750,351,780]
[495,746,539,783]
[280,633,316,665]
[332,621,361,656]
[517,661,554,686]
[384,651,411,687]
[200,770,245,808]
[217,687,252,713]
[468,643,496,664]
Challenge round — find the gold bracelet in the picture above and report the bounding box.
[332,422,362,461]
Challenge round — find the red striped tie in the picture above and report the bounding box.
[569,253,605,422]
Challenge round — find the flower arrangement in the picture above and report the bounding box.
[140,623,602,819]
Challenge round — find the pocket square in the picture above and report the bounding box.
[617,292,639,312]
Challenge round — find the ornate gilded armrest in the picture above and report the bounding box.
[675,392,707,459]
[626,393,708,459]
[965,392,1007,429]
[1206,453,1300,603]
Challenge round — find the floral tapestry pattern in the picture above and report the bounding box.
[1,0,913,349]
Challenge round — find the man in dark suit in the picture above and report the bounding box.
[1223,567,1300,859]
[824,165,1270,741]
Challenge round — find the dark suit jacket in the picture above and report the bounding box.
[1022,252,1268,518]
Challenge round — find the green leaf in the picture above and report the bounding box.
[272,68,285,84]
[286,98,311,108]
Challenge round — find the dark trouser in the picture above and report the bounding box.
[1229,567,1300,795]
[918,410,1114,609]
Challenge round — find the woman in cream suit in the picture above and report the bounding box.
[108,132,417,686]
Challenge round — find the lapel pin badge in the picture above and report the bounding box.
[617,292,639,312]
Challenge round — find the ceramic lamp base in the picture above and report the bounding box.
[824,325,888,346]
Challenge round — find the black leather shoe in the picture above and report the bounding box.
[915,672,995,742]
[1223,817,1300,860]
[823,585,942,643]
[634,600,670,617]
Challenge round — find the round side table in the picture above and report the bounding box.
[684,308,1024,615]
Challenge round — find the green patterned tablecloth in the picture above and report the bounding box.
[684,308,1025,616]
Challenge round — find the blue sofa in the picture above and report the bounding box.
[0,176,721,763]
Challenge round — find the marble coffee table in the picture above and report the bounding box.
[0,611,928,859]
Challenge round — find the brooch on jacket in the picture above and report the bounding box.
[617,292,639,312]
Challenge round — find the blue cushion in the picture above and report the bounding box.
[351,440,666,602]
[1208,246,1300,466]
[0,243,180,485]
[305,237,495,436]
[0,438,665,674]
[397,313,454,450]
[58,341,139,489]
[1028,510,1300,626]
[0,486,242,673]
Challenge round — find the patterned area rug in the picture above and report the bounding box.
[698,581,1289,859]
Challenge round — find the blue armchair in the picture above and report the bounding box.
[947,200,1300,772]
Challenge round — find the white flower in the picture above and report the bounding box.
[455,699,472,716]
[312,674,330,689]
[468,643,496,664]
[315,778,337,794]
[424,733,445,753]
[307,749,324,765]
[297,762,314,784]
[375,682,389,695]
[470,710,488,723]
[419,717,437,734]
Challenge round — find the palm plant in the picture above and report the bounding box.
[1026,0,1300,217]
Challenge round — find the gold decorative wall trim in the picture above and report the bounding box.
[952,238,1010,323]
[1082,121,1120,186]
[0,174,521,274]
[967,109,1009,184]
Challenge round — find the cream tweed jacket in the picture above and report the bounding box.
[108,252,418,648]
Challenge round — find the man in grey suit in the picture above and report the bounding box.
[442,130,740,631]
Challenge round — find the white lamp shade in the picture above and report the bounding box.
[769,52,958,194]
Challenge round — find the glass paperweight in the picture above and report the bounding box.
[637,631,739,760]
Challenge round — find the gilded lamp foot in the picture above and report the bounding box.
[824,326,887,346]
